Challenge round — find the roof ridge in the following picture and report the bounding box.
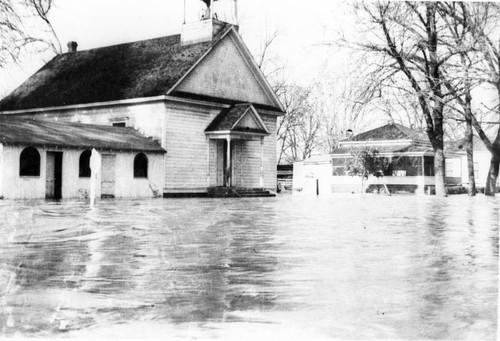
[60,33,182,55]
[392,122,413,139]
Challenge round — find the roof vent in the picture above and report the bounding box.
[67,41,78,53]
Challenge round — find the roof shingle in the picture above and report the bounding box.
[0,26,232,112]
[0,116,165,152]
[348,123,429,143]
[205,104,269,134]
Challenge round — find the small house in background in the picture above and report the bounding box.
[0,0,284,198]
[0,116,165,199]
[446,136,500,190]
[294,123,461,195]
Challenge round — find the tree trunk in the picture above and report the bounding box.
[433,146,447,197]
[484,150,499,196]
[465,118,477,196]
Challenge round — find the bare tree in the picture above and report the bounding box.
[474,5,500,196]
[27,0,62,54]
[0,0,60,70]
[436,1,485,196]
[313,76,367,153]
[276,84,319,163]
[351,1,453,196]
[0,0,25,68]
[441,2,500,196]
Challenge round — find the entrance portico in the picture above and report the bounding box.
[205,104,270,189]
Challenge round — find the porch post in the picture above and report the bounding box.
[420,155,426,195]
[226,137,231,187]
[260,137,264,189]
[206,136,210,187]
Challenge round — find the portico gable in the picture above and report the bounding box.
[205,104,270,188]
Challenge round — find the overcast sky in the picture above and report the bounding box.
[1,0,354,96]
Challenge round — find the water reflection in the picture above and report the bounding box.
[0,195,497,339]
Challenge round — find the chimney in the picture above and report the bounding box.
[67,41,78,53]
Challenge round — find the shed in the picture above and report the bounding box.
[0,116,165,199]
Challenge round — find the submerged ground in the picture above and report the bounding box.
[0,194,497,340]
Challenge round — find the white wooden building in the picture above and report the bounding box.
[0,8,284,198]
[294,123,454,195]
[0,116,165,199]
[446,136,500,191]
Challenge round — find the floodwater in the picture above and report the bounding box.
[0,194,497,340]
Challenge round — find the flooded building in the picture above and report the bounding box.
[0,116,165,199]
[294,123,460,194]
[446,136,500,190]
[0,1,284,198]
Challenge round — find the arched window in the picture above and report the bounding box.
[134,153,148,178]
[79,150,91,177]
[19,147,40,176]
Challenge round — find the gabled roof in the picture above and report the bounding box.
[205,104,270,135]
[0,116,165,153]
[346,123,429,144]
[326,123,434,157]
[331,144,434,156]
[0,25,232,112]
[0,22,285,114]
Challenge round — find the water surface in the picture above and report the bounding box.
[0,194,497,339]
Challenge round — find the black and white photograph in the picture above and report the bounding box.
[0,0,498,339]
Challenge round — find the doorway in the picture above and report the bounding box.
[101,154,116,198]
[216,140,237,187]
[46,152,63,199]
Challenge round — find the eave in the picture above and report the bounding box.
[205,130,269,140]
[0,141,166,153]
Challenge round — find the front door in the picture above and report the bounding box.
[46,152,62,199]
[101,154,116,198]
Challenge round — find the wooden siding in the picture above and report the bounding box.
[6,101,279,194]
[163,104,218,192]
[261,114,278,190]
[176,35,275,108]
[206,114,278,190]
[208,139,218,187]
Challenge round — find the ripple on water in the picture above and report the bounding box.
[0,194,497,339]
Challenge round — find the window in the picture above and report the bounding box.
[112,122,126,127]
[134,153,148,178]
[19,147,40,176]
[332,158,348,176]
[424,156,435,176]
[79,150,91,177]
[391,156,422,176]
